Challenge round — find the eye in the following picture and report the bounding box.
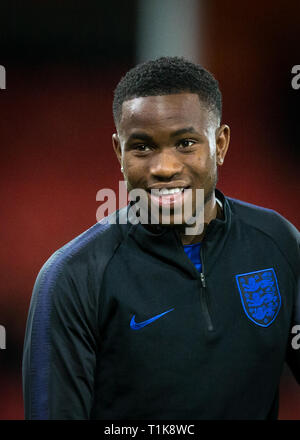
[133,144,151,152]
[177,139,196,149]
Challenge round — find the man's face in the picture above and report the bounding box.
[112,93,229,227]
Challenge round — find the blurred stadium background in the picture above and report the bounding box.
[0,0,299,419]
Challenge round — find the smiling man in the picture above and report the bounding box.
[23,57,300,420]
[112,91,229,241]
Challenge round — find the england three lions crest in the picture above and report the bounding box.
[236,268,281,327]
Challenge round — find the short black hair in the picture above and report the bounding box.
[113,56,222,127]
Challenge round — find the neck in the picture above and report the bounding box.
[180,193,220,245]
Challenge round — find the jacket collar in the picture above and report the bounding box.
[202,188,231,243]
[122,188,232,277]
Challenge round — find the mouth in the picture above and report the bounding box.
[146,186,190,209]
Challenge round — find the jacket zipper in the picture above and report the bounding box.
[199,246,214,332]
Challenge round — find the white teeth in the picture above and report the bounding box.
[152,187,184,196]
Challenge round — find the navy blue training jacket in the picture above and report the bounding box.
[22,189,300,419]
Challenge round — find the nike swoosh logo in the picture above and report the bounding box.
[130,308,175,330]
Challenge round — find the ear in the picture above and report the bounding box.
[215,124,230,166]
[112,133,122,165]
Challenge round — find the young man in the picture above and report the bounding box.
[22,57,300,420]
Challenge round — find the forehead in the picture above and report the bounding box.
[119,93,209,134]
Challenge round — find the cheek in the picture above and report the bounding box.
[189,153,217,184]
[123,158,146,187]
[205,155,217,180]
[190,152,215,172]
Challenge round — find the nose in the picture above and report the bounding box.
[150,150,183,180]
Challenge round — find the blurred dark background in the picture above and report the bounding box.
[0,0,299,419]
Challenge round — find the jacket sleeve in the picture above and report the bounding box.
[22,248,100,419]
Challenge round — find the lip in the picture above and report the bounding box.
[147,185,191,209]
[147,182,190,191]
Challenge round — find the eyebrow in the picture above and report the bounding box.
[126,126,200,143]
[127,132,153,143]
[170,126,199,137]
